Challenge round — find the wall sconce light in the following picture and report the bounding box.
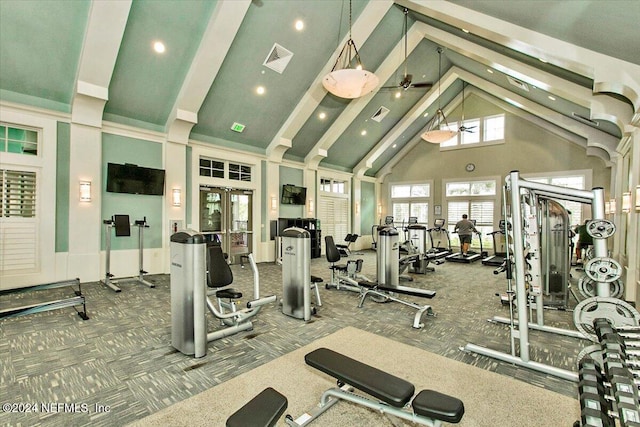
[377,203,382,215]
[609,198,616,215]
[605,201,611,215]
[172,188,181,207]
[270,196,277,211]
[79,181,91,202]
[636,186,640,211]
[308,199,314,215]
[622,191,631,213]
[355,202,360,215]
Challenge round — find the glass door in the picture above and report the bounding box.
[199,186,253,264]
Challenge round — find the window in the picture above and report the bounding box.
[200,158,224,178]
[446,180,496,197]
[319,177,348,194]
[199,158,252,182]
[0,124,38,156]
[440,114,505,149]
[447,200,494,249]
[229,163,251,182]
[390,183,431,225]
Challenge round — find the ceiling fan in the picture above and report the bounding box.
[458,82,477,133]
[380,8,433,91]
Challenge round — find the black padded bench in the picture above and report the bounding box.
[287,348,464,426]
[226,387,288,427]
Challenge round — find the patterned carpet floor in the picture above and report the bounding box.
[0,249,589,426]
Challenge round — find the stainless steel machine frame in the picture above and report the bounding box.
[281,227,313,321]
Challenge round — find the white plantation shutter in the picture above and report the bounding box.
[0,169,38,272]
[318,196,348,253]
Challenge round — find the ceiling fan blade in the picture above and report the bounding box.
[410,82,433,89]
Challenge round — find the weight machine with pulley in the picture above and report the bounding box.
[464,170,640,382]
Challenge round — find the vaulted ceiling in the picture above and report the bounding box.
[1,0,638,178]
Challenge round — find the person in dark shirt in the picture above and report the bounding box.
[454,214,478,256]
[574,220,593,263]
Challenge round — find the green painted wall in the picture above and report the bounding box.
[360,180,375,235]
[279,166,304,218]
[55,122,70,252]
[101,133,163,250]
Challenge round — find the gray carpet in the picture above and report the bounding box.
[0,249,588,426]
[130,327,580,427]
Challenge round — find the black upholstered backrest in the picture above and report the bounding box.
[207,245,233,288]
[325,235,341,263]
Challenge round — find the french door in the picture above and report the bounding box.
[199,186,252,264]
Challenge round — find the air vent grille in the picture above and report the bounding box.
[371,106,390,122]
[506,76,529,92]
[263,43,294,74]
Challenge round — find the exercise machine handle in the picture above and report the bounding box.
[246,294,277,308]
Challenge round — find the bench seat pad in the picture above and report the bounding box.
[226,387,288,427]
[310,275,323,283]
[216,288,243,299]
[305,348,415,407]
[412,389,465,423]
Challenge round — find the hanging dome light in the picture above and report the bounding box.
[322,0,379,99]
[421,47,458,144]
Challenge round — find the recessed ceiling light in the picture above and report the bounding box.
[256,86,265,95]
[539,58,548,63]
[361,130,367,136]
[486,68,494,74]
[153,41,165,53]
[318,112,326,119]
[548,95,556,101]
[295,20,304,31]
[395,92,401,98]
[461,28,470,33]
[392,144,397,148]
[423,112,429,117]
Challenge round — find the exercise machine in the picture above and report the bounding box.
[1,278,88,321]
[370,216,394,250]
[335,233,358,257]
[101,215,155,292]
[285,348,465,426]
[170,230,276,358]
[445,223,485,263]
[464,170,640,382]
[427,218,452,256]
[482,220,507,266]
[281,227,322,321]
[325,227,437,329]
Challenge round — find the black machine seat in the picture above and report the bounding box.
[310,275,323,283]
[325,236,348,271]
[357,280,436,299]
[412,389,465,423]
[226,387,288,427]
[207,245,242,299]
[305,348,415,407]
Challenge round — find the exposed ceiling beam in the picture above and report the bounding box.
[71,0,131,127]
[166,0,251,144]
[265,0,394,162]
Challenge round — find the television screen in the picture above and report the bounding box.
[106,163,165,196]
[281,184,307,205]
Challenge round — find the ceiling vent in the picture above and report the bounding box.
[263,43,294,74]
[506,76,529,92]
[371,106,390,122]
[572,112,600,127]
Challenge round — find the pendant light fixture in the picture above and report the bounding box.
[421,47,458,143]
[322,0,379,99]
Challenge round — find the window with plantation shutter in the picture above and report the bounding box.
[0,169,38,272]
[318,196,348,253]
[446,179,498,250]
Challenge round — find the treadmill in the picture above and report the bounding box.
[427,218,452,256]
[482,220,507,266]
[445,220,484,263]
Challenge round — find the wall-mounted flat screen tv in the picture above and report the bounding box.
[106,163,165,196]
[281,184,307,205]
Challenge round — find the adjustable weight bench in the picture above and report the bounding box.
[286,348,464,426]
[358,279,436,329]
[226,387,288,427]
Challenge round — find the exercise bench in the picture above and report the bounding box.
[226,387,288,427]
[286,348,464,426]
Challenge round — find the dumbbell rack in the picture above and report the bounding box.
[577,318,640,427]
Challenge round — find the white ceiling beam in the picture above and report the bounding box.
[399,0,640,119]
[166,0,251,145]
[71,0,132,127]
[305,22,424,170]
[266,0,394,162]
